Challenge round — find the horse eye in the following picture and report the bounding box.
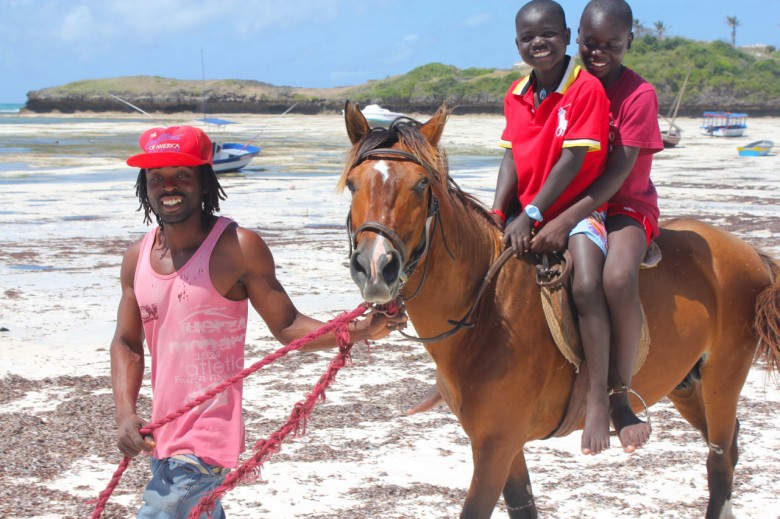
[346,179,356,194]
[414,177,429,195]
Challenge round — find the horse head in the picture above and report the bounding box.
[339,101,450,304]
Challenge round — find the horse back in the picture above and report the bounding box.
[633,218,771,400]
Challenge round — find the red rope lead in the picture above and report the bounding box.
[91,304,369,518]
[189,324,354,518]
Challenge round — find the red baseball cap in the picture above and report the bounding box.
[127,126,213,169]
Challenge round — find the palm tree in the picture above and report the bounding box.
[653,20,670,39]
[725,16,741,47]
[633,18,646,37]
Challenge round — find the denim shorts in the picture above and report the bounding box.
[138,454,229,519]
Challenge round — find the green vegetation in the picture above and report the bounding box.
[345,38,779,112]
[347,63,525,105]
[624,36,780,110]
[27,37,780,114]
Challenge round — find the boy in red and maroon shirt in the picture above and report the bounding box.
[532,0,664,454]
[490,0,612,456]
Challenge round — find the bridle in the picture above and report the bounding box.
[345,148,454,302]
[344,146,508,343]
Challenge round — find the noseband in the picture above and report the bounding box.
[346,146,510,344]
[345,148,452,297]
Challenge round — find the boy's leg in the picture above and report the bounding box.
[603,215,651,452]
[568,231,610,455]
[138,455,229,519]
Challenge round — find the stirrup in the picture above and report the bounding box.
[608,385,651,435]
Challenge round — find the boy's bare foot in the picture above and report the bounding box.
[611,405,651,453]
[581,391,610,455]
[406,385,444,415]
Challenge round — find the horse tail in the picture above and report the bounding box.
[754,252,780,374]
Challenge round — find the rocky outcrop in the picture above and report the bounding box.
[24,90,504,115]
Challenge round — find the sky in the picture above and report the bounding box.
[2,0,778,103]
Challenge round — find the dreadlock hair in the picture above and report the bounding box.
[134,164,227,228]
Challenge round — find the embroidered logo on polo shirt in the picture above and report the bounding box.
[556,106,570,137]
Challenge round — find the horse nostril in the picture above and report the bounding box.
[349,251,368,286]
[380,250,402,285]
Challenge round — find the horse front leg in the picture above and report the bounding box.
[502,448,537,519]
[460,439,517,519]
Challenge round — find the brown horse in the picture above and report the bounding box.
[339,101,780,519]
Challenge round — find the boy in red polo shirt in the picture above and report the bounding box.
[489,0,612,456]
[531,0,663,454]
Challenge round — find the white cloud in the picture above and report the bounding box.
[464,12,491,27]
[55,5,94,43]
[386,34,419,64]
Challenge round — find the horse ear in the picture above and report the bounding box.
[344,101,370,145]
[419,102,450,147]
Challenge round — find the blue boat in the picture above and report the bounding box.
[737,140,774,157]
[212,142,261,173]
[197,117,261,173]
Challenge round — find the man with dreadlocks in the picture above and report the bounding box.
[111,125,406,518]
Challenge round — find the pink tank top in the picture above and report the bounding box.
[134,217,248,468]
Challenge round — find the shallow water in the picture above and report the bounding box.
[1,112,778,349]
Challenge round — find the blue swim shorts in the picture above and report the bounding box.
[569,211,608,256]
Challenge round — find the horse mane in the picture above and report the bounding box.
[338,117,498,229]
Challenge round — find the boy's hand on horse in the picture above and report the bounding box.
[531,214,574,254]
[503,213,534,255]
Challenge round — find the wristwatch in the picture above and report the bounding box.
[524,204,543,222]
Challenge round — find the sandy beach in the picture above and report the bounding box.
[1,112,779,518]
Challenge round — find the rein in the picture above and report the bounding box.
[395,248,516,343]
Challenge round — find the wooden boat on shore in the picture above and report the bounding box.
[700,111,747,137]
[661,126,681,148]
[737,140,774,157]
[660,72,689,148]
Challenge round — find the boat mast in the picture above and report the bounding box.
[669,71,690,131]
[201,48,207,120]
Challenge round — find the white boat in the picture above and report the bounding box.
[360,104,407,126]
[699,111,747,137]
[197,117,260,173]
[212,142,261,173]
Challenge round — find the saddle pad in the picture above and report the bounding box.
[540,283,649,375]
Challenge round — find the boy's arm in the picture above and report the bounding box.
[531,144,639,253]
[503,146,587,254]
[527,146,588,214]
[490,149,518,227]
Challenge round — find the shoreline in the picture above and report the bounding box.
[0,112,778,518]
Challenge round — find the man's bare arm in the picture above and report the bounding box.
[236,228,405,351]
[110,240,154,457]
